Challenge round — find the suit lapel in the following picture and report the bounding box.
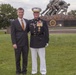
[16,19,27,31]
[24,19,27,30]
[16,19,24,31]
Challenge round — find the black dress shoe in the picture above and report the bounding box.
[16,73,21,75]
[22,74,26,75]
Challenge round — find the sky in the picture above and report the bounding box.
[0,0,76,19]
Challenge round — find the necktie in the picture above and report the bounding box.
[21,19,25,30]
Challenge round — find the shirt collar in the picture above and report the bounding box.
[18,17,24,21]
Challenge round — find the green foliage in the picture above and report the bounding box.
[0,4,17,28]
[0,34,76,75]
[68,10,76,18]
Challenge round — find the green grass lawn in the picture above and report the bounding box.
[0,34,76,75]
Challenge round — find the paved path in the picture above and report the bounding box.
[49,28,76,33]
[0,28,76,34]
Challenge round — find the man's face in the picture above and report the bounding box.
[33,12,39,19]
[17,10,24,18]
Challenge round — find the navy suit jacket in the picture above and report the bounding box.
[11,19,29,46]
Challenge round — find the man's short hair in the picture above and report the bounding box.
[17,7,24,11]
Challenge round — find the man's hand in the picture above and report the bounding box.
[13,44,17,49]
[46,43,49,47]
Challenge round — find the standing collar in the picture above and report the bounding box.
[34,17,41,21]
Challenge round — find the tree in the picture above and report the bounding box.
[0,4,17,29]
[68,10,76,18]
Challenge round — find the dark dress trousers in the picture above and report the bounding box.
[11,19,29,74]
[29,18,49,48]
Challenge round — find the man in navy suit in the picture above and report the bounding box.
[11,8,29,75]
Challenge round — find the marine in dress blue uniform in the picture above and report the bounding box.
[29,7,49,75]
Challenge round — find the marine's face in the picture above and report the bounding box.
[17,9,24,18]
[33,12,39,19]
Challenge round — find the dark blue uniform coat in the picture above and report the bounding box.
[29,18,49,48]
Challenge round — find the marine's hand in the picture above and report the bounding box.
[46,43,49,47]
